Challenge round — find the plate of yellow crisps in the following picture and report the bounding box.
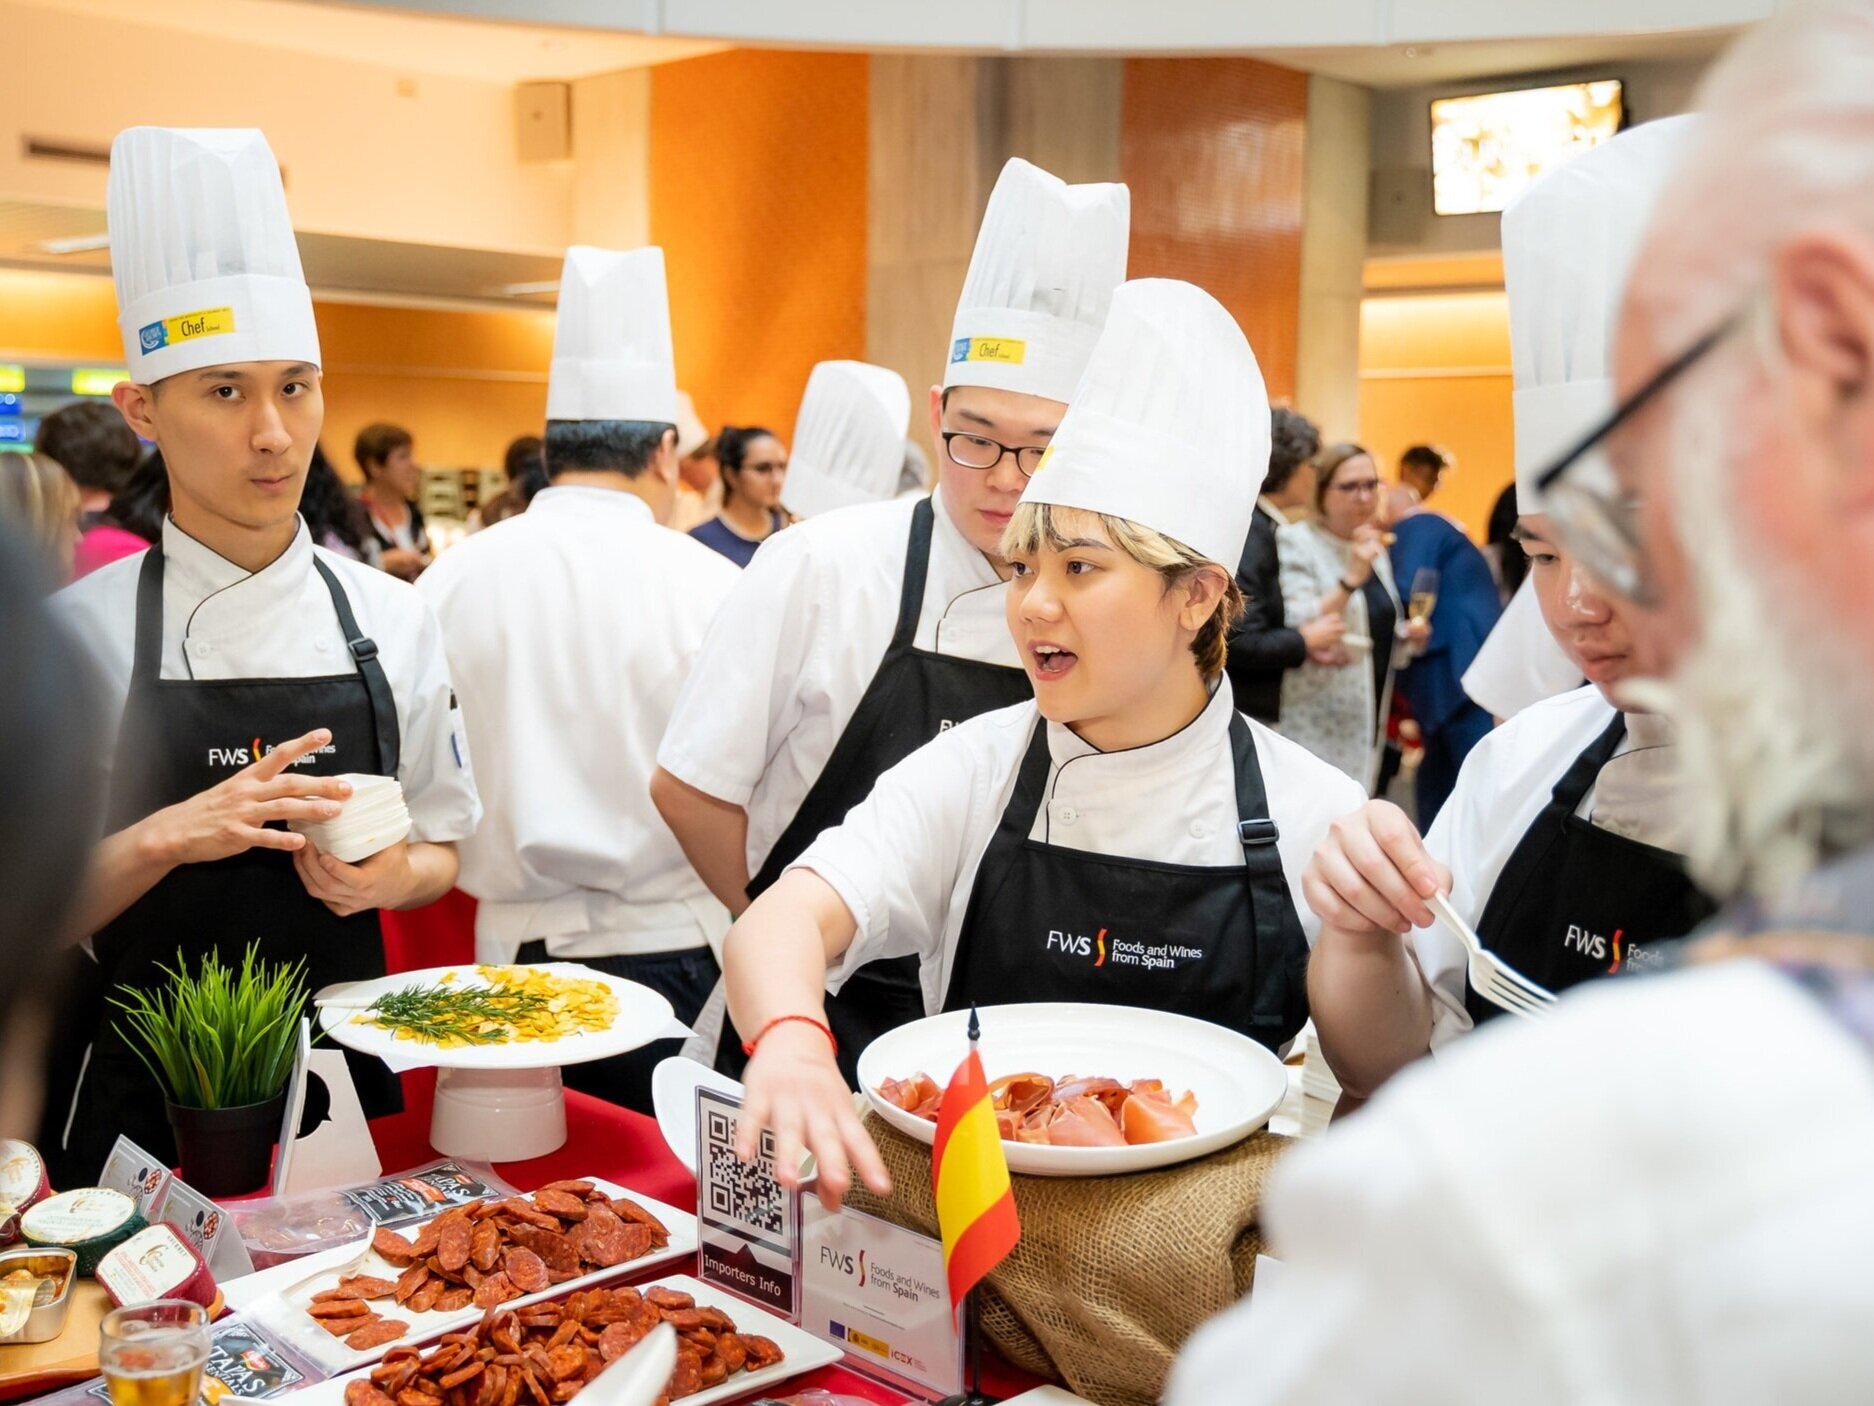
[316,964,677,1071]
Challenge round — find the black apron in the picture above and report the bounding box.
[1466,714,1718,1028]
[719,497,1031,1081]
[942,711,1310,1053]
[50,545,404,1183]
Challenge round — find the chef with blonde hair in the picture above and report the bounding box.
[718,278,1363,1206]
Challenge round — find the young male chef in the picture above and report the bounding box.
[46,128,479,1182]
[652,158,1129,1079]
[1303,118,1717,1101]
[416,246,739,1114]
[780,360,912,520]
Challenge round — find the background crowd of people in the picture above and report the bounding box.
[3,383,1516,831]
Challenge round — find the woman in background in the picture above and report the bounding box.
[355,422,431,580]
[1277,443,1427,790]
[301,445,378,563]
[0,452,81,587]
[689,425,791,568]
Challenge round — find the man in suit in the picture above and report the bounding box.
[1389,496,1502,826]
[1226,407,1344,724]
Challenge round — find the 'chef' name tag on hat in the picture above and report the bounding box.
[951,336,1027,367]
[138,306,236,355]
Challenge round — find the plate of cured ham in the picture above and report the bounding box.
[856,1004,1288,1177]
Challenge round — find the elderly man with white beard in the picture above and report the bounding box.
[1165,4,1874,1402]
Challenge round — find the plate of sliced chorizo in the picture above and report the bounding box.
[237,1178,696,1373]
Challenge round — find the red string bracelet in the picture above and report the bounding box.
[742,1013,839,1059]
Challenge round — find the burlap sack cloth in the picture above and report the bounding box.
[846,1113,1291,1406]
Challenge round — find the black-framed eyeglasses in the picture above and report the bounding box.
[1533,310,1742,605]
[941,430,1047,478]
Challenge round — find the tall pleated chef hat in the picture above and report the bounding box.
[107,128,319,384]
[1019,278,1269,569]
[946,158,1130,405]
[546,245,678,425]
[1504,116,1698,514]
[783,361,913,519]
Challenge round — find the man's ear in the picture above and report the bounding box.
[655,428,680,483]
[111,380,158,442]
[1774,232,1874,409]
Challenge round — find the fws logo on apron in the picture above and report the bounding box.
[204,735,339,768]
[1043,927,1204,973]
[1563,923,1664,976]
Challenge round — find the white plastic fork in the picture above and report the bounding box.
[1426,891,1558,1020]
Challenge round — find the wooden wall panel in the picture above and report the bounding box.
[1121,57,1308,403]
[650,49,869,442]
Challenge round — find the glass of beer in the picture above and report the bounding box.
[99,1301,210,1406]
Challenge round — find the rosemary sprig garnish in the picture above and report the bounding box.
[364,983,551,1044]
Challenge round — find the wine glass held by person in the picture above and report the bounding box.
[1274,445,1423,789]
[651,159,1128,1084]
[355,421,430,580]
[42,127,480,1184]
[687,426,791,568]
[721,279,1363,1209]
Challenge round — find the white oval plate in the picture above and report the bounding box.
[318,963,675,1071]
[857,1003,1287,1177]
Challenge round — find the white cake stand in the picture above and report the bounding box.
[317,963,678,1161]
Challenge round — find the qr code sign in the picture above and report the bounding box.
[702,1107,786,1243]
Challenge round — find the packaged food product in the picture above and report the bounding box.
[97,1224,222,1314]
[21,1187,145,1276]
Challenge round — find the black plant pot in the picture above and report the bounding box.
[166,1091,286,1197]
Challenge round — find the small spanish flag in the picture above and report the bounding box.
[931,1036,1021,1322]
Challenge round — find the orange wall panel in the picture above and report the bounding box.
[650,50,868,444]
[1357,289,1514,541]
[1121,57,1308,403]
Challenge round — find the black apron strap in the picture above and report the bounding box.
[744,498,938,898]
[1230,712,1305,1036]
[890,496,936,654]
[131,546,166,685]
[1229,712,1287,929]
[313,556,401,778]
[1552,712,1628,812]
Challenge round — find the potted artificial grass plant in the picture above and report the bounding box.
[113,942,308,1196]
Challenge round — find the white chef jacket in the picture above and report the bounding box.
[1462,574,1583,720]
[656,489,1019,873]
[416,488,740,963]
[1166,960,1874,1405]
[54,517,480,850]
[1410,683,1623,1048]
[794,678,1367,1014]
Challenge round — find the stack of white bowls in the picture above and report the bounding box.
[287,773,411,862]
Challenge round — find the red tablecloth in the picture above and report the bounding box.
[370,1075,1040,1404]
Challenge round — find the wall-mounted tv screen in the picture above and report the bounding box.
[1430,79,1625,216]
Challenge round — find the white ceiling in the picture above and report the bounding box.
[1242,27,1733,88]
[34,0,723,82]
[0,201,564,309]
